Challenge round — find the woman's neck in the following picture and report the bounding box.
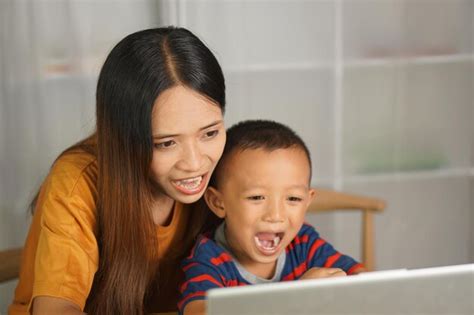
[151,194,175,226]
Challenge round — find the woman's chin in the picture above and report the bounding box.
[175,192,205,204]
[168,184,207,204]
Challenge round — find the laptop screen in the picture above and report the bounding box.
[207,264,474,315]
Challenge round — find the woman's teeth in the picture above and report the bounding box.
[174,176,203,190]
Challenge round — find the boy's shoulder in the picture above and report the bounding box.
[286,223,321,250]
[295,222,320,239]
[185,232,231,265]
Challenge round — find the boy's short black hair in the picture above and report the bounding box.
[212,119,312,188]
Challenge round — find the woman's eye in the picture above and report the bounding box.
[247,195,264,201]
[288,196,303,202]
[154,140,175,149]
[204,129,219,139]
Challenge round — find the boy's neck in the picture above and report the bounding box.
[243,259,278,280]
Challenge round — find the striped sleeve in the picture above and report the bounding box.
[303,225,363,275]
[178,237,227,314]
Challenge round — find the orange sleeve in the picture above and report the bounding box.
[27,153,99,312]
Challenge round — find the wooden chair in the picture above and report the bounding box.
[307,188,386,271]
[0,189,385,314]
[0,247,22,283]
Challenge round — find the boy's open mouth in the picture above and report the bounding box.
[254,232,284,255]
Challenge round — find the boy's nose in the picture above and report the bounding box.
[263,200,285,223]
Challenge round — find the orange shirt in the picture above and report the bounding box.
[9,150,191,314]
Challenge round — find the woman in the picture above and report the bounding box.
[9,27,226,315]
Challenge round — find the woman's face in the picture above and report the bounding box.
[150,85,226,204]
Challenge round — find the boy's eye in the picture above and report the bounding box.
[204,129,219,139]
[154,140,176,149]
[247,195,265,201]
[288,196,303,202]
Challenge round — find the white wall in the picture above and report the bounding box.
[1,0,473,312]
[180,0,473,271]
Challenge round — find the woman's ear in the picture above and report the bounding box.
[204,187,226,218]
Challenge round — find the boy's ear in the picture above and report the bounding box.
[204,187,226,218]
[307,188,316,206]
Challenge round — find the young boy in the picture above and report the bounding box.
[179,120,364,315]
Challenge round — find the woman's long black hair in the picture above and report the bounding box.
[66,26,225,314]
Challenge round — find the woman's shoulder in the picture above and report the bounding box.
[46,149,98,194]
[34,148,99,233]
[52,148,97,176]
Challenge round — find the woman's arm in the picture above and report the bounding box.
[32,296,85,315]
[24,153,99,314]
[183,300,206,315]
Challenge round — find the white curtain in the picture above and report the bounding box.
[0,0,166,246]
[0,1,167,309]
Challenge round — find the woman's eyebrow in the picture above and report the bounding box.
[200,119,224,131]
[153,120,224,139]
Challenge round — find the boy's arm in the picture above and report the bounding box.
[179,259,224,314]
[300,265,366,280]
[350,265,366,274]
[179,239,228,315]
[300,267,347,280]
[303,225,364,275]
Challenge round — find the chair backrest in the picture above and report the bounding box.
[307,188,386,271]
[0,247,22,283]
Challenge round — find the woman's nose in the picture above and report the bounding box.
[177,141,205,172]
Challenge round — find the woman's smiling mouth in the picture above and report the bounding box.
[172,174,207,195]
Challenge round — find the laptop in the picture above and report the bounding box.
[207,264,473,315]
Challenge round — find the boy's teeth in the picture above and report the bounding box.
[255,235,281,250]
[274,236,280,246]
[174,176,203,189]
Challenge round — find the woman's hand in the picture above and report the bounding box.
[300,267,347,280]
[32,296,85,315]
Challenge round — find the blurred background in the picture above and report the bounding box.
[0,0,473,312]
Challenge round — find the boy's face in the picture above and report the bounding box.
[206,147,315,277]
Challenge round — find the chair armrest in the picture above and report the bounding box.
[0,247,23,282]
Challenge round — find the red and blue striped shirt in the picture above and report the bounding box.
[178,223,362,313]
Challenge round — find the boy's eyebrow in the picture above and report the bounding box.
[284,184,309,191]
[153,120,224,139]
[241,184,309,192]
[288,184,309,190]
